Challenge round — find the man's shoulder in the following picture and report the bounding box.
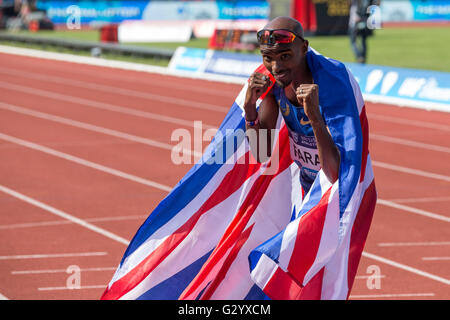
[307,49,347,73]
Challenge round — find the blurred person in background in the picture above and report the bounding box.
[0,0,16,29]
[13,0,35,21]
[1,0,52,30]
[15,0,31,16]
[348,0,380,64]
[0,0,31,29]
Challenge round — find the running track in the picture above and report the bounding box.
[0,51,449,300]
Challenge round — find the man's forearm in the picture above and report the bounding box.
[310,117,340,183]
[244,103,274,163]
[244,102,258,122]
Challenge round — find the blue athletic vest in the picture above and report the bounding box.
[272,84,324,194]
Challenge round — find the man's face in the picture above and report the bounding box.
[260,40,306,88]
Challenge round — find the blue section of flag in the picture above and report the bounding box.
[120,103,246,265]
[136,250,212,300]
[306,52,362,217]
[296,176,323,219]
[244,284,270,300]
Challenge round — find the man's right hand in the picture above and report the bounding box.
[245,72,272,107]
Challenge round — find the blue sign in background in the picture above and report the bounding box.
[204,50,262,78]
[217,1,270,20]
[168,47,211,73]
[411,0,450,21]
[37,0,147,24]
[347,63,450,109]
[381,0,450,22]
[36,0,270,24]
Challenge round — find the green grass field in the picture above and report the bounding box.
[2,26,449,72]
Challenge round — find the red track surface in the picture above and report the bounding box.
[0,52,449,300]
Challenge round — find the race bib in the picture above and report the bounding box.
[288,131,321,172]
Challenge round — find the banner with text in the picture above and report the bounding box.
[347,63,450,111]
[380,0,450,22]
[36,0,269,25]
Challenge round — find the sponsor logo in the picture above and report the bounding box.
[300,118,311,126]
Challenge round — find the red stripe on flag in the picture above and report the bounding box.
[287,187,332,285]
[199,223,255,300]
[263,267,303,300]
[101,152,262,300]
[346,179,377,297]
[252,64,275,100]
[263,266,325,300]
[359,106,369,183]
[179,126,293,299]
[102,125,293,300]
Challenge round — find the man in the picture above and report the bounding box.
[244,16,340,194]
[240,17,376,299]
[103,17,376,300]
[1,0,34,30]
[348,0,379,63]
[0,0,15,29]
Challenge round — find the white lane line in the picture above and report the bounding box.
[2,133,449,224]
[362,251,450,286]
[350,293,435,299]
[38,285,106,291]
[1,123,448,285]
[0,81,217,130]
[0,45,245,85]
[4,186,447,289]
[0,292,9,300]
[0,252,107,260]
[1,131,449,287]
[371,134,450,154]
[386,196,450,204]
[0,65,237,98]
[369,113,450,132]
[0,184,130,246]
[377,199,450,223]
[378,241,450,247]
[364,93,450,113]
[2,44,450,114]
[3,46,448,290]
[2,45,449,113]
[372,160,450,183]
[0,68,230,113]
[12,267,116,275]
[2,101,449,188]
[2,79,449,157]
[422,257,450,261]
[2,86,449,187]
[0,214,147,230]
[355,275,386,279]
[6,77,450,155]
[2,87,448,186]
[0,102,203,159]
[0,133,172,193]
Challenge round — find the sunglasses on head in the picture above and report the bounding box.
[256,29,304,46]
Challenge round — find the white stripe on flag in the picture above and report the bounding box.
[119,166,262,299]
[250,254,278,291]
[303,182,340,285]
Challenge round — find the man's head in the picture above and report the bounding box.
[257,17,309,88]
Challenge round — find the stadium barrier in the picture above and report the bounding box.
[0,37,447,113]
[0,31,174,60]
[169,47,450,112]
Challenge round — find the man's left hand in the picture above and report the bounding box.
[296,84,321,124]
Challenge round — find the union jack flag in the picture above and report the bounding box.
[101,48,377,300]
